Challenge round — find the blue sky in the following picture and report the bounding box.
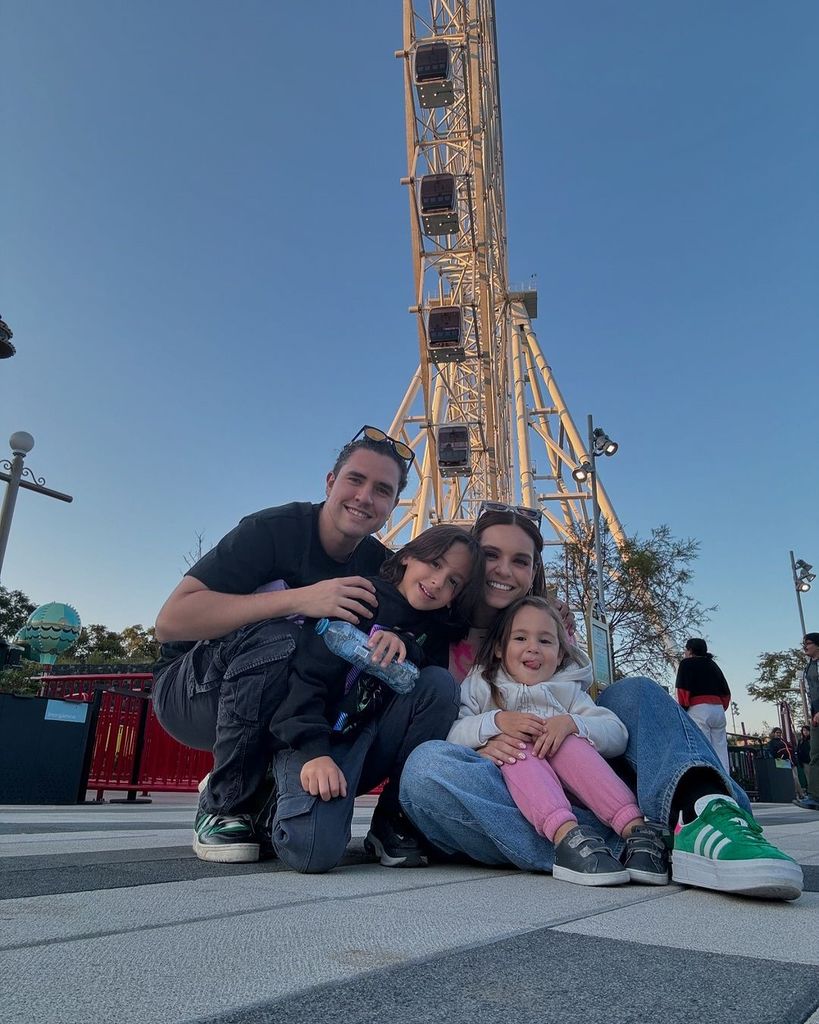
[3,1,817,732]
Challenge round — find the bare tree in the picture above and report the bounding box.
[545,523,713,682]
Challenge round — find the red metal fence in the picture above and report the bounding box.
[39,673,212,800]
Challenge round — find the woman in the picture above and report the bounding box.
[399,505,803,900]
[675,637,731,771]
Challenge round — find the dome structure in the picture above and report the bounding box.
[16,602,82,665]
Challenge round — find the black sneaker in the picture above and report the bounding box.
[364,808,428,868]
[552,826,630,886]
[622,823,670,885]
[193,811,259,863]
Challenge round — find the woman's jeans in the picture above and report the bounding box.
[400,676,751,872]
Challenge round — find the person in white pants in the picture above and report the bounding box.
[675,638,731,772]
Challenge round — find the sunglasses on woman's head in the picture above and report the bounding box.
[349,425,415,466]
[477,500,543,528]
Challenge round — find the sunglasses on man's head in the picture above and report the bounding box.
[477,500,543,528]
[350,425,416,466]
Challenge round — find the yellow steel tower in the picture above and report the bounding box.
[382,0,625,558]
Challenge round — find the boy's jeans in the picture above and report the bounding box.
[400,676,750,871]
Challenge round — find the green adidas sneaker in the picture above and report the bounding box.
[193,811,259,864]
[672,794,803,900]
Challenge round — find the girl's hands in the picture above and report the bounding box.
[532,714,578,758]
[495,711,546,741]
[478,733,528,767]
[367,630,406,667]
[300,756,348,801]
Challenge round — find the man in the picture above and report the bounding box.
[152,426,458,868]
[794,632,819,810]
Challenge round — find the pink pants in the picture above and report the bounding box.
[501,735,642,841]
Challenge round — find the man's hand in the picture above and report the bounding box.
[495,711,546,742]
[300,756,348,801]
[367,630,407,668]
[532,714,578,758]
[478,733,528,767]
[298,577,378,623]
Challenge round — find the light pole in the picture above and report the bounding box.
[790,550,814,722]
[0,432,73,582]
[571,417,618,689]
[572,415,619,619]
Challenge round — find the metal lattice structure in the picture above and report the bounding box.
[381,0,625,555]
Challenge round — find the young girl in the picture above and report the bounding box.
[447,595,669,886]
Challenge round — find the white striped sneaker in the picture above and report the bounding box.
[672,794,802,900]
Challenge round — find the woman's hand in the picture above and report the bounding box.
[367,630,407,667]
[300,756,348,801]
[532,714,578,758]
[495,711,546,741]
[551,597,576,638]
[478,733,528,767]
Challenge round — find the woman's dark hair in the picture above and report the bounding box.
[380,524,484,620]
[685,637,712,659]
[332,436,409,494]
[471,510,546,598]
[476,595,581,707]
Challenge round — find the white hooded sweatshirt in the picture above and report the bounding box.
[447,649,628,758]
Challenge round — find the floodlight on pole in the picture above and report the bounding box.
[789,549,812,722]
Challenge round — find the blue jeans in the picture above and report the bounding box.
[399,676,751,872]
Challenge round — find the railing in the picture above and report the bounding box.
[38,673,212,801]
[726,733,765,799]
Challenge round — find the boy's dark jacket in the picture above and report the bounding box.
[269,577,457,761]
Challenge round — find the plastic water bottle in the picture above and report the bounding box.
[314,619,419,695]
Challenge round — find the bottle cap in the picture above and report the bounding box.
[315,618,329,635]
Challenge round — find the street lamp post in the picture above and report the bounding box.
[0,432,74,583]
[571,417,618,688]
[572,415,619,619]
[790,550,814,723]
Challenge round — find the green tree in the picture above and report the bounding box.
[119,624,160,662]
[747,648,805,724]
[546,523,713,682]
[0,585,36,640]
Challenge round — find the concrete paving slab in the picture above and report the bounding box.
[195,929,819,1024]
[556,889,819,965]
[0,869,676,1024]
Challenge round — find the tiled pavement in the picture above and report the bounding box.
[1,794,817,1024]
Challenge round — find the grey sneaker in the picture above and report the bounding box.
[193,811,259,863]
[553,825,630,886]
[622,822,670,885]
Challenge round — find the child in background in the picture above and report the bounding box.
[448,596,669,886]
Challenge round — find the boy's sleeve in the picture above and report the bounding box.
[447,674,499,749]
[269,628,344,761]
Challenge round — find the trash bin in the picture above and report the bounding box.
[0,693,95,804]
[753,756,796,803]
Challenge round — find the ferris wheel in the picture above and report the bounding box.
[381,0,626,560]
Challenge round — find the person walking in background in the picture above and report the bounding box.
[675,638,731,772]
[794,632,819,810]
[796,725,811,793]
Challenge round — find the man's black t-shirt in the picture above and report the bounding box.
[155,502,388,670]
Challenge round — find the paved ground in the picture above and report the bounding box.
[1,793,818,1024]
